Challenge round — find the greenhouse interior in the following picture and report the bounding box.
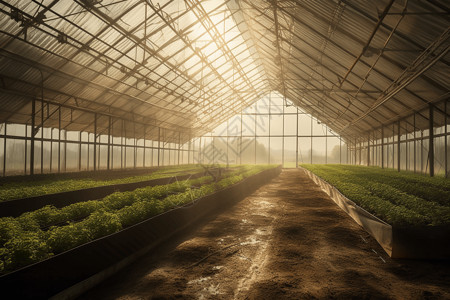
[0,0,449,299]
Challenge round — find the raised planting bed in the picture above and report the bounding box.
[0,165,206,202]
[301,164,450,259]
[0,167,228,218]
[0,165,281,300]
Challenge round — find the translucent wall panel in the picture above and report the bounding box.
[298,114,312,136]
[269,137,282,165]
[66,143,80,171]
[197,92,347,168]
[298,138,312,164]
[313,137,326,164]
[241,138,256,164]
[5,139,25,175]
[256,137,269,164]
[284,115,297,136]
[283,137,296,167]
[435,135,446,176]
[327,137,341,164]
[270,114,283,136]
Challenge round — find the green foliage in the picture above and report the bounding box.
[1,231,51,271]
[46,223,90,254]
[0,218,23,245]
[0,165,206,201]
[81,210,122,240]
[0,165,278,274]
[19,205,66,228]
[117,199,164,227]
[60,200,104,221]
[302,164,450,226]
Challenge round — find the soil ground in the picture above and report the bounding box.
[80,169,450,299]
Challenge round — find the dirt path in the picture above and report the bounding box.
[80,169,450,299]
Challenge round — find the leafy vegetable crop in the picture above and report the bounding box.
[0,165,277,274]
[302,164,450,227]
[0,165,208,202]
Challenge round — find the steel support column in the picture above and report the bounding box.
[93,113,97,171]
[429,104,434,177]
[3,123,6,176]
[30,98,36,175]
[143,125,146,168]
[24,124,27,174]
[78,131,82,171]
[58,106,61,173]
[445,100,448,178]
[414,113,416,173]
[107,116,111,170]
[397,121,401,172]
[157,127,161,167]
[381,126,384,168]
[178,132,181,165]
[296,107,299,168]
[40,101,44,174]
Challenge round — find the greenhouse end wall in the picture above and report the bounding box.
[0,95,448,177]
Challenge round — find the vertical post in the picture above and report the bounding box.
[143,125,146,168]
[367,134,370,166]
[78,131,82,171]
[397,121,401,172]
[163,134,166,166]
[226,120,229,167]
[50,126,53,172]
[226,136,229,167]
[124,123,127,169]
[157,127,161,167]
[240,110,243,165]
[445,100,448,178]
[347,144,349,165]
[107,116,111,170]
[254,112,257,165]
[111,126,114,169]
[429,103,434,177]
[325,125,328,164]
[133,123,137,169]
[421,130,424,174]
[3,123,6,176]
[406,123,409,171]
[354,138,357,165]
[282,99,285,167]
[296,107,299,168]
[58,107,61,173]
[150,134,153,167]
[24,124,28,174]
[414,113,416,173]
[40,99,44,174]
[268,94,271,165]
[199,137,203,165]
[391,124,394,169]
[381,126,384,168]
[30,98,35,175]
[339,138,342,164]
[178,132,181,165]
[310,117,313,164]
[121,120,124,169]
[93,113,97,171]
[64,130,67,172]
[359,140,362,165]
[212,136,215,164]
[87,131,90,171]
[188,134,191,165]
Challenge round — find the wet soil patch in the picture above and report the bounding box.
[80,169,450,300]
